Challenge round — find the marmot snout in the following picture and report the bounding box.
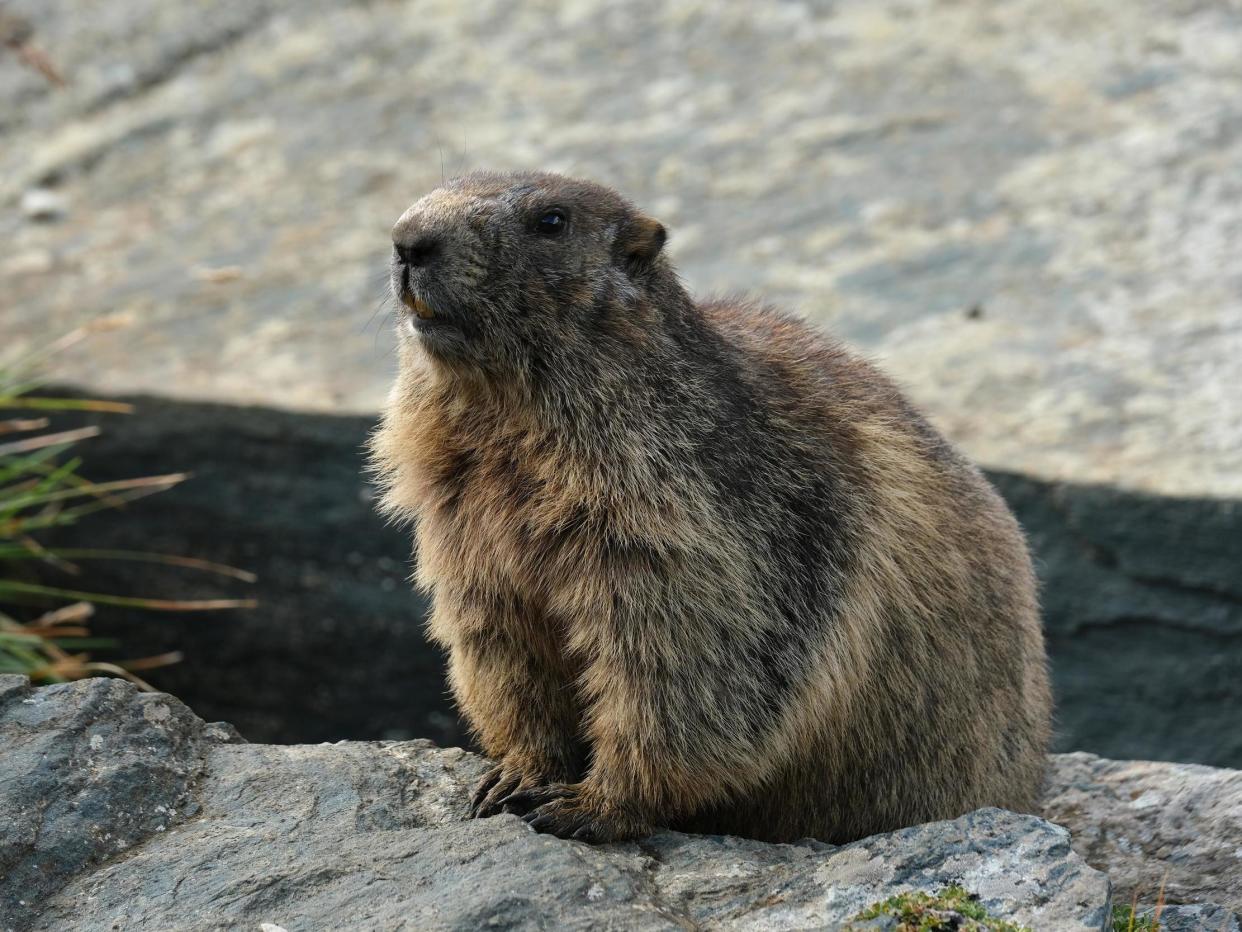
[372,170,1051,845]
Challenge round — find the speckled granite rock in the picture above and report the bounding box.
[1,675,1114,932]
[1159,905,1242,932]
[0,675,241,932]
[1042,752,1242,915]
[2,0,1240,497]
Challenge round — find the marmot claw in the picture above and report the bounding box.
[519,785,648,844]
[472,763,542,818]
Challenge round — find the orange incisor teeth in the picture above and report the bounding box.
[401,290,435,319]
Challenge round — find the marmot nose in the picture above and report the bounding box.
[393,235,441,268]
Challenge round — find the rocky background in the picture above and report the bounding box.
[2,0,1239,769]
[3,0,1240,497]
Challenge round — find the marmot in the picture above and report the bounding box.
[371,171,1051,844]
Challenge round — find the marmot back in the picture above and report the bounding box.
[371,170,1051,844]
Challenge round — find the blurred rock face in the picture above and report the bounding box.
[3,4,1239,768]
[2,0,1239,499]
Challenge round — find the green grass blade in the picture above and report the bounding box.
[0,473,187,516]
[0,580,257,611]
[0,397,134,413]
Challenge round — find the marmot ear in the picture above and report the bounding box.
[617,215,667,275]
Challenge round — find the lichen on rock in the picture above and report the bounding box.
[848,885,1031,931]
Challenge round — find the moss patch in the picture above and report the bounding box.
[847,885,1031,931]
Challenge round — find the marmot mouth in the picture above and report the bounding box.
[399,289,437,320]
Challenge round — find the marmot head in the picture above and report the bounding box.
[390,171,678,381]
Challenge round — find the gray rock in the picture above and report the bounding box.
[3,675,1111,931]
[0,675,239,931]
[1158,904,1242,932]
[988,471,1242,769]
[1042,752,1242,915]
[1,0,1239,499]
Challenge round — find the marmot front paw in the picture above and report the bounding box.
[512,784,650,844]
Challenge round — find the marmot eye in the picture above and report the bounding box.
[535,209,567,236]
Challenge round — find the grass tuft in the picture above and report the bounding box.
[1111,905,1159,932]
[1112,874,1168,932]
[1,331,254,688]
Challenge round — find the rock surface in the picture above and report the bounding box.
[0,675,1117,932]
[6,674,1242,931]
[0,676,240,932]
[1160,905,1242,932]
[1042,753,1242,915]
[39,395,1242,769]
[2,0,1240,498]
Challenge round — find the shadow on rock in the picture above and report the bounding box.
[35,392,1242,768]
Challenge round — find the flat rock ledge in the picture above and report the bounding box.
[0,676,1237,931]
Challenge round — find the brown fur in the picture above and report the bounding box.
[370,171,1052,844]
